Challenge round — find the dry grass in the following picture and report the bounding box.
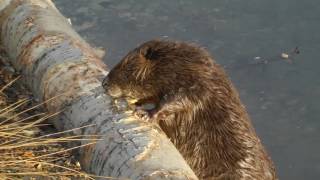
[0,79,100,180]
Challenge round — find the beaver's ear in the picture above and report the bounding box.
[135,47,156,81]
[140,47,159,61]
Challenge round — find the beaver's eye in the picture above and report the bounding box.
[122,73,130,79]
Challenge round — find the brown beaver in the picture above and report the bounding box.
[102,40,277,180]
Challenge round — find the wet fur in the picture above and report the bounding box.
[103,40,277,179]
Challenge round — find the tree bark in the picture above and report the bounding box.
[0,0,198,179]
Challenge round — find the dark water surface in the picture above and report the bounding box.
[55,0,320,179]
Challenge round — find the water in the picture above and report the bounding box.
[54,0,320,179]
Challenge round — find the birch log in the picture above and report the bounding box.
[0,0,198,179]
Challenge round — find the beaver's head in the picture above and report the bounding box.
[102,40,214,104]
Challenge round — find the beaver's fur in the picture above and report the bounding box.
[102,40,277,180]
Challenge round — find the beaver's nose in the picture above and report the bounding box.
[102,76,109,88]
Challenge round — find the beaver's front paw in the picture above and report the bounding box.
[153,111,167,122]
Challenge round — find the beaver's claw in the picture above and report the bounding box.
[134,109,152,122]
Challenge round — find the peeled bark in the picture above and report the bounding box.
[0,0,198,179]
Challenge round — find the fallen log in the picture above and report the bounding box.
[0,0,198,179]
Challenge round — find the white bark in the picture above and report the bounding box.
[0,0,198,179]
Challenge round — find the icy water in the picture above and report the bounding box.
[55,0,320,179]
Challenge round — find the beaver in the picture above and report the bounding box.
[102,40,277,180]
